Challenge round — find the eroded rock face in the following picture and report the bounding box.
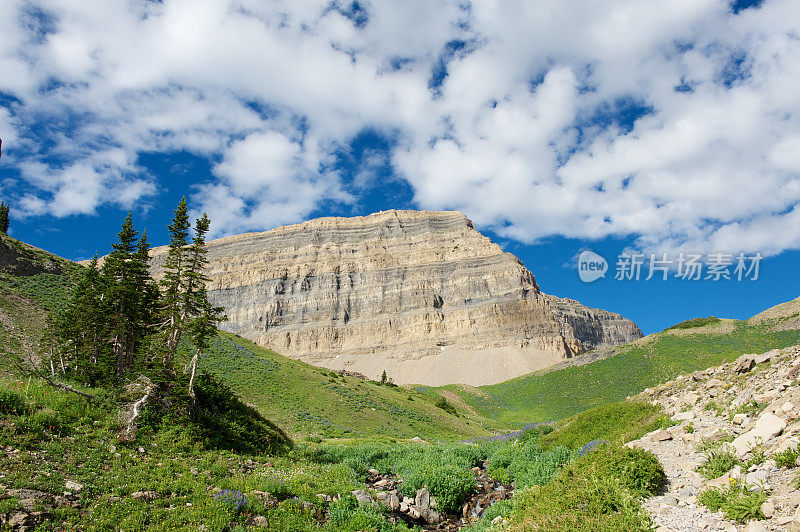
[148,210,642,385]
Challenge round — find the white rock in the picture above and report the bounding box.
[683,392,700,406]
[754,349,780,364]
[761,498,775,518]
[733,413,748,425]
[672,411,695,421]
[651,429,673,442]
[744,521,767,532]
[731,411,787,458]
[783,402,796,413]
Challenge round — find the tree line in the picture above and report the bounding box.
[48,198,225,396]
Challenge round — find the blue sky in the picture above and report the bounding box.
[1,0,799,334]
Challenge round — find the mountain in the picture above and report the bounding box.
[147,210,642,386]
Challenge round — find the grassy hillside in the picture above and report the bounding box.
[185,332,499,440]
[444,314,800,426]
[0,234,84,376]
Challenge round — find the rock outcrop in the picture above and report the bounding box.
[148,210,642,385]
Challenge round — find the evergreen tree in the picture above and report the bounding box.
[0,201,9,234]
[183,214,226,397]
[160,198,191,365]
[101,212,153,379]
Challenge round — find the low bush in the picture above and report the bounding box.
[140,373,292,455]
[589,445,666,497]
[774,446,800,468]
[0,389,29,415]
[698,448,740,480]
[698,482,767,523]
[504,447,657,531]
[398,461,475,512]
[325,495,410,531]
[667,317,721,330]
[434,396,459,416]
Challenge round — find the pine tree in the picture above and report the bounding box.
[160,198,191,365]
[184,214,226,398]
[101,212,151,379]
[0,201,9,234]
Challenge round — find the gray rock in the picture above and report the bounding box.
[731,411,787,457]
[651,429,673,442]
[415,488,430,510]
[352,489,374,505]
[64,480,83,492]
[761,498,775,518]
[131,491,160,502]
[145,210,642,387]
[744,521,767,532]
[389,494,400,511]
[734,355,756,374]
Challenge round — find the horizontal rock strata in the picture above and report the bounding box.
[148,210,642,385]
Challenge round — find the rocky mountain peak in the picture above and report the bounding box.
[148,210,642,385]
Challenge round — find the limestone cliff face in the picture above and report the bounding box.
[148,210,642,386]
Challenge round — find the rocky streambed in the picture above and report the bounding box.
[349,463,511,530]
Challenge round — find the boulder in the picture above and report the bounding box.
[650,429,673,442]
[64,480,83,492]
[754,349,780,364]
[732,388,754,408]
[761,498,775,518]
[733,413,748,425]
[388,494,400,511]
[414,488,430,510]
[683,391,700,405]
[731,411,787,457]
[733,355,756,374]
[352,489,374,506]
[744,521,767,532]
[131,491,160,502]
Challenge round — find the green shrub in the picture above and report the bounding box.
[698,449,740,480]
[590,445,665,497]
[698,482,767,523]
[0,390,28,415]
[507,464,652,530]
[434,397,458,416]
[667,317,721,330]
[399,462,474,512]
[325,495,408,531]
[774,447,800,468]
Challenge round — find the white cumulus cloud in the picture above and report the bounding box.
[0,0,797,253]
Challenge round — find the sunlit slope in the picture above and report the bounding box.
[443,308,800,426]
[192,331,500,440]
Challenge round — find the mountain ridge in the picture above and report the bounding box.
[145,209,642,385]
